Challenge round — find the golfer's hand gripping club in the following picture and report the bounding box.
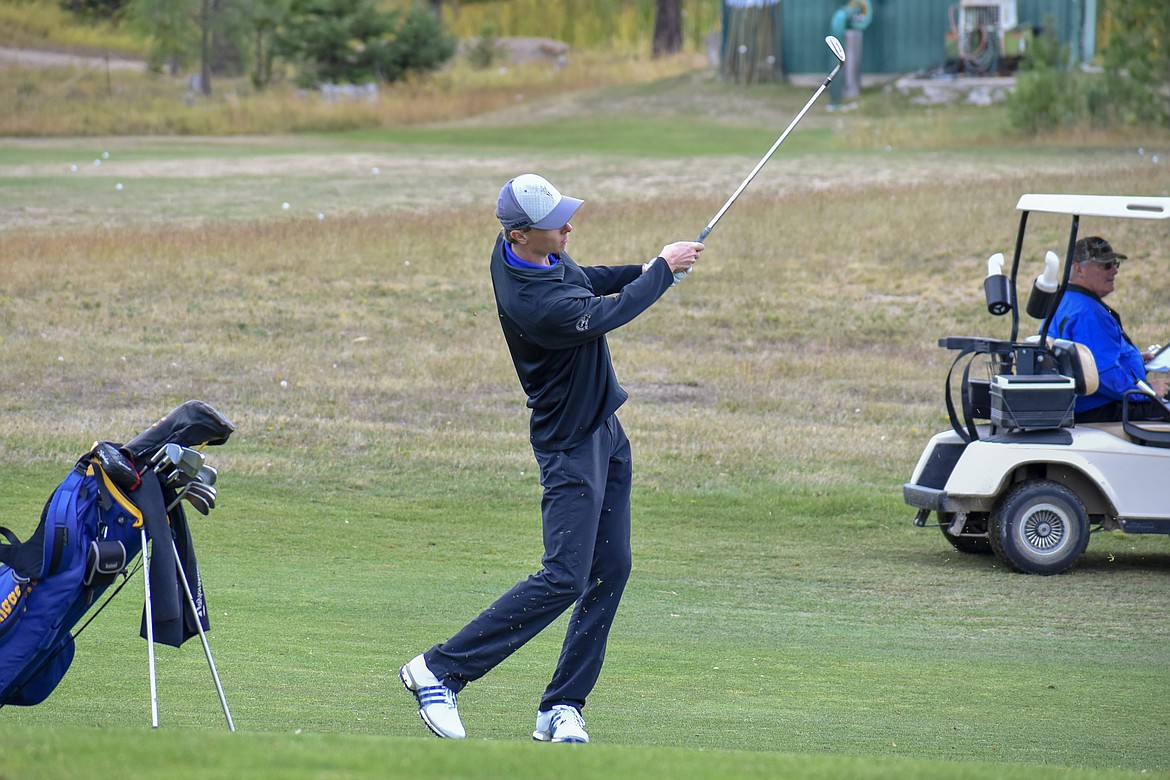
[672,36,846,286]
[656,240,704,278]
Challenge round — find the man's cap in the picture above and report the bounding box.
[1074,236,1127,264]
[496,174,583,231]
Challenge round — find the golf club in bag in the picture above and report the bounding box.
[0,400,236,731]
[674,35,847,284]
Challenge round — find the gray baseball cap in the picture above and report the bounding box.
[496,174,584,231]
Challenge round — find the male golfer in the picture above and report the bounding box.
[401,173,703,743]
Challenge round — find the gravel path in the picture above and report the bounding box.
[0,44,145,71]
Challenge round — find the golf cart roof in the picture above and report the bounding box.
[1016,194,1170,220]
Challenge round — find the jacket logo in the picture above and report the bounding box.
[575,314,592,332]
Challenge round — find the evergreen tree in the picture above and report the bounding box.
[124,0,201,76]
[274,0,454,87]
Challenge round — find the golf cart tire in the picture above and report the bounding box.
[989,480,1090,575]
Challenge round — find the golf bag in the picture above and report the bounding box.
[0,400,234,708]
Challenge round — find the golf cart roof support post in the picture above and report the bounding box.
[1008,209,1029,342]
[1039,214,1081,344]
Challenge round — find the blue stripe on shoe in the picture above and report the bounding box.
[418,685,456,705]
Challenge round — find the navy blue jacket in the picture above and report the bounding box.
[489,233,675,450]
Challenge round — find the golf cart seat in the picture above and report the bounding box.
[1049,337,1170,448]
[1050,340,1170,446]
[1050,339,1098,396]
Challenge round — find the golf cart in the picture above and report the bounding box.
[903,194,1170,574]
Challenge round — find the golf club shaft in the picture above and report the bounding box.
[674,55,844,284]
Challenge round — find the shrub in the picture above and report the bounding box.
[1008,7,1170,134]
[1006,19,1077,134]
[466,24,505,70]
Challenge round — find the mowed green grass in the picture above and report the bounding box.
[1,78,1169,779]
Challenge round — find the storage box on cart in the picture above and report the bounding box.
[990,374,1075,430]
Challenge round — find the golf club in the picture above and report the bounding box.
[182,488,213,516]
[185,482,217,512]
[172,446,206,481]
[151,442,181,470]
[674,35,846,284]
[165,481,216,514]
[152,443,206,485]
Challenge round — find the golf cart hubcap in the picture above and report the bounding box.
[1023,505,1066,551]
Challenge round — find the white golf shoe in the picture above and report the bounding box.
[532,704,589,744]
[399,654,466,739]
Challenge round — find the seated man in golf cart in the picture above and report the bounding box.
[1046,236,1170,423]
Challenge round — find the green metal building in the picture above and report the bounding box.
[722,0,1099,80]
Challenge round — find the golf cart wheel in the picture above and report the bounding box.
[989,480,1090,575]
[940,513,992,555]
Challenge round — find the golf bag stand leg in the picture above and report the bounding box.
[172,542,235,732]
[141,528,160,729]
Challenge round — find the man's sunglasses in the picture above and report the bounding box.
[1089,259,1123,271]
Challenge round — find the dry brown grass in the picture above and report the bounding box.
[0,51,707,136]
[3,140,1167,492]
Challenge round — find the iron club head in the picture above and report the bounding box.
[174,446,206,479]
[179,482,215,515]
[187,481,216,502]
[184,482,217,512]
[151,442,183,470]
[184,490,211,516]
[826,35,846,63]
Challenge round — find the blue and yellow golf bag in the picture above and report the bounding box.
[0,400,234,708]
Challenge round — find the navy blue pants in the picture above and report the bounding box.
[424,415,633,712]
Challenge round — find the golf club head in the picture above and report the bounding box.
[187,481,216,501]
[826,35,846,63]
[179,482,215,515]
[174,446,206,479]
[185,482,217,512]
[151,442,184,471]
[183,490,211,516]
[166,463,217,490]
[159,447,207,485]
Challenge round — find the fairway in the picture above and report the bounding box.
[1,74,1168,780]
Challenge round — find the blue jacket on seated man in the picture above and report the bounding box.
[1046,236,1170,423]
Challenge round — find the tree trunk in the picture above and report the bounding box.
[200,0,213,96]
[652,0,683,58]
[253,25,265,89]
